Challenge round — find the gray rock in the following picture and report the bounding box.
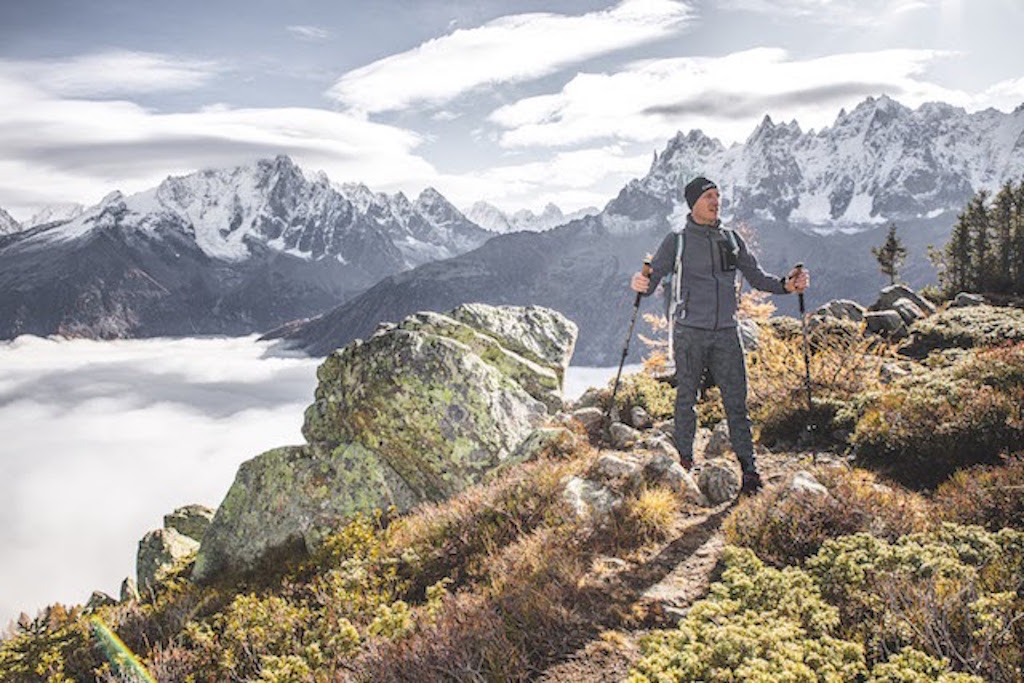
[448,303,578,381]
[195,305,575,583]
[163,505,214,542]
[698,460,740,504]
[120,577,140,603]
[574,387,605,409]
[511,427,578,462]
[891,297,926,325]
[572,407,605,436]
[629,406,653,430]
[562,476,619,526]
[595,453,641,479]
[84,591,116,612]
[703,421,731,459]
[138,528,199,591]
[610,422,641,449]
[636,454,707,506]
[787,471,830,499]
[952,292,985,307]
[871,285,936,316]
[815,299,866,322]
[194,442,418,582]
[639,434,680,459]
[864,310,907,337]
[880,362,911,384]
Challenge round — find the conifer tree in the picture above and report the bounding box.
[1014,180,1024,293]
[992,182,1015,293]
[937,209,973,296]
[871,223,908,285]
[967,190,993,292]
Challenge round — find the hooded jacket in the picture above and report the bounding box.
[643,215,789,330]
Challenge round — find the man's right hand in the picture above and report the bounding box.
[630,272,650,294]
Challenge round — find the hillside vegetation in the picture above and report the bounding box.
[3,303,1024,682]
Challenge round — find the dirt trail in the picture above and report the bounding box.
[536,448,827,682]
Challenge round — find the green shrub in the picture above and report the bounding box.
[724,467,930,567]
[851,382,1021,488]
[805,524,1024,680]
[628,546,869,682]
[900,305,1024,358]
[933,454,1024,531]
[609,371,676,421]
[868,647,983,682]
[0,606,99,683]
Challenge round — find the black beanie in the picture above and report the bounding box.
[684,176,717,209]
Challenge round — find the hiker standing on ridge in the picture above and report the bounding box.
[630,176,810,494]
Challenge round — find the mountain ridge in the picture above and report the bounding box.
[269,96,1024,363]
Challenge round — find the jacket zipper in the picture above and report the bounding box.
[709,234,719,329]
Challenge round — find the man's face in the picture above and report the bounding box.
[692,188,719,225]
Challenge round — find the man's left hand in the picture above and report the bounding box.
[785,267,810,293]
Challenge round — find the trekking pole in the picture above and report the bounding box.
[607,258,652,421]
[794,263,813,414]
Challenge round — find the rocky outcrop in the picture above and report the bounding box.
[193,304,577,583]
[164,505,214,542]
[137,528,198,592]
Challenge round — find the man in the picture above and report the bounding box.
[630,176,809,494]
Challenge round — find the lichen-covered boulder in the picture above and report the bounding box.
[302,328,546,499]
[871,285,936,316]
[816,299,866,322]
[193,441,418,581]
[447,303,577,382]
[891,297,926,325]
[163,504,214,542]
[865,310,906,337]
[138,528,198,591]
[194,304,576,583]
[698,460,740,504]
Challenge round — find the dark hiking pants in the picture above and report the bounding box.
[672,324,756,473]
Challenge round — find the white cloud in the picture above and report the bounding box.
[327,0,694,113]
[430,145,652,214]
[717,0,936,25]
[287,25,331,41]
[0,336,321,628]
[0,68,438,220]
[0,51,220,97]
[489,47,968,148]
[979,76,1024,112]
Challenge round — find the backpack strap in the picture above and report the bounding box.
[667,231,685,361]
[723,228,739,256]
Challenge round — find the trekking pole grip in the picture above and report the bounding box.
[793,262,805,314]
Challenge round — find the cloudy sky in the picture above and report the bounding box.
[1,0,1022,221]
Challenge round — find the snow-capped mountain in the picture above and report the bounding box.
[0,156,494,340]
[26,203,84,228]
[466,201,599,233]
[0,206,20,235]
[625,95,1024,233]
[270,96,1024,363]
[41,156,490,268]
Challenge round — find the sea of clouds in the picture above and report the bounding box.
[0,334,627,628]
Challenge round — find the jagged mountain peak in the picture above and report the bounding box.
[0,206,20,235]
[640,95,1024,229]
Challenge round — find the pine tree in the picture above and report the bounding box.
[1014,180,1024,294]
[967,190,993,292]
[937,210,973,296]
[871,223,908,285]
[992,182,1015,293]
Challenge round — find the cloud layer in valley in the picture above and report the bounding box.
[0,336,321,628]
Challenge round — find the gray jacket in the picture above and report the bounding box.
[643,216,789,330]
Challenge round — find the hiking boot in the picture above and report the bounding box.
[679,457,693,471]
[740,471,763,495]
